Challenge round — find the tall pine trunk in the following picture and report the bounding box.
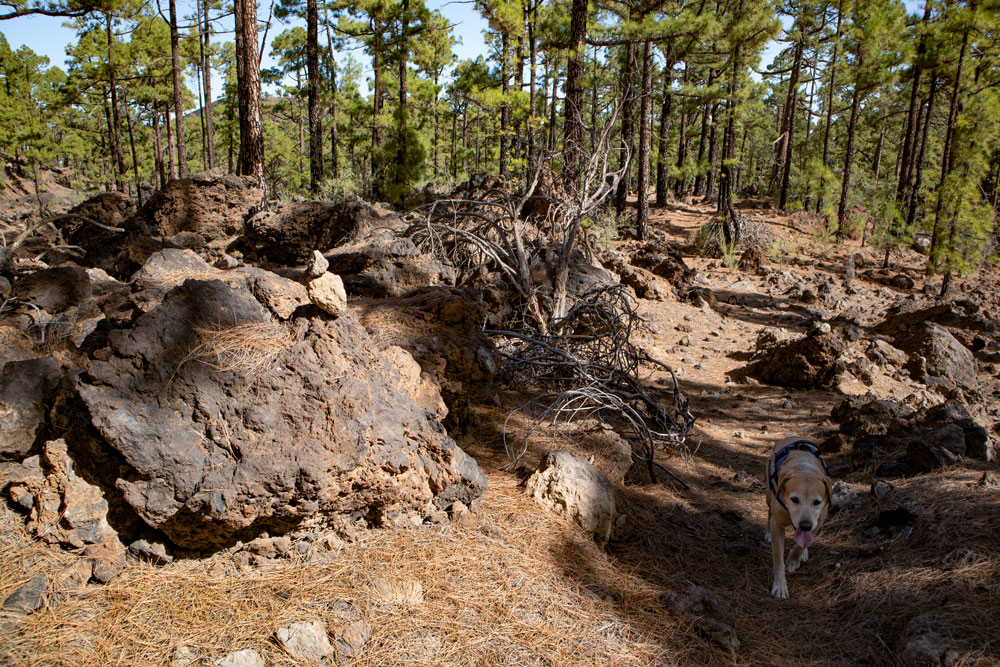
[614,41,636,215]
[836,47,864,237]
[635,40,653,240]
[817,0,842,214]
[778,39,803,210]
[168,0,188,178]
[234,0,265,190]
[202,0,216,169]
[562,0,588,191]
[655,62,673,207]
[307,0,322,194]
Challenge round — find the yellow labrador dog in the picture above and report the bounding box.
[765,436,832,599]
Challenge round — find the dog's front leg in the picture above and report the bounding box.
[770,514,788,598]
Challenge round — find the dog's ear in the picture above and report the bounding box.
[822,475,832,506]
[776,473,788,504]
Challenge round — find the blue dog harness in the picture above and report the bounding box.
[768,440,830,511]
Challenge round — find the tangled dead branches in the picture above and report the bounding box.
[695,211,774,257]
[488,285,694,485]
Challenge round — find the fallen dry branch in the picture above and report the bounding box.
[185,321,296,380]
[488,285,694,483]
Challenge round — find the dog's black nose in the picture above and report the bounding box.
[798,520,813,532]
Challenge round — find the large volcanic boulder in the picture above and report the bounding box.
[66,278,486,550]
[57,192,138,269]
[236,200,399,266]
[893,321,978,391]
[733,330,846,389]
[874,298,995,348]
[326,231,456,298]
[0,357,63,460]
[136,171,263,242]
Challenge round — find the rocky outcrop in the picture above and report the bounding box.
[0,357,63,459]
[66,277,485,550]
[237,200,398,266]
[733,330,846,389]
[874,298,995,348]
[137,171,263,242]
[326,232,456,298]
[892,321,978,392]
[832,396,995,475]
[526,450,615,548]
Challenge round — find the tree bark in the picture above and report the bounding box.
[836,48,863,237]
[907,76,937,230]
[562,0,588,191]
[816,0,842,214]
[202,0,216,169]
[105,14,126,192]
[674,61,689,198]
[655,61,673,207]
[234,0,265,190]
[778,39,803,210]
[307,0,322,193]
[168,0,188,178]
[635,40,653,240]
[500,31,510,178]
[614,40,636,215]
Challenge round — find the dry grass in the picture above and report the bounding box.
[182,320,295,380]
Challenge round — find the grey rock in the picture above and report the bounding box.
[129,538,174,565]
[306,250,329,278]
[3,573,48,615]
[0,357,62,460]
[275,620,334,663]
[308,272,348,316]
[333,618,372,662]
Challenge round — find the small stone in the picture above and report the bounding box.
[734,431,745,439]
[129,538,174,565]
[306,250,330,279]
[334,618,372,662]
[276,619,334,664]
[214,648,265,667]
[51,559,94,598]
[871,480,893,499]
[779,399,793,409]
[679,335,691,346]
[3,574,48,615]
[308,272,347,316]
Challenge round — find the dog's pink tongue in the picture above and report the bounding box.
[794,529,814,548]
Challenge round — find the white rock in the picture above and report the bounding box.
[214,648,265,667]
[308,272,347,316]
[525,451,615,548]
[275,620,334,664]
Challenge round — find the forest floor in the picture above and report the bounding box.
[1,198,999,666]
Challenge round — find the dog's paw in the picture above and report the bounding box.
[764,528,771,544]
[786,557,800,573]
[801,547,809,563]
[770,579,789,599]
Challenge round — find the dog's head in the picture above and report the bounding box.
[777,472,831,536]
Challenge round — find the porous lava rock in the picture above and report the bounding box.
[526,450,615,548]
[874,298,995,348]
[0,357,63,459]
[326,232,456,298]
[892,321,978,392]
[66,278,486,550]
[733,330,846,389]
[137,170,263,241]
[57,192,138,269]
[236,199,398,266]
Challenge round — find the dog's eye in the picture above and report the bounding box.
[790,496,800,504]
[813,499,822,506]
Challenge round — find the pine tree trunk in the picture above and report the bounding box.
[706,102,719,194]
[105,15,126,192]
[307,0,322,194]
[614,41,636,215]
[433,74,440,178]
[324,9,339,179]
[717,48,741,244]
[907,76,937,230]
[589,44,598,154]
[635,40,653,240]
[655,61,672,207]
[836,48,864,237]
[165,103,176,180]
[153,109,165,189]
[929,24,969,272]
[562,0,588,191]
[674,61,689,198]
[202,0,216,169]
[234,0,265,190]
[499,31,510,178]
[371,19,384,189]
[168,0,187,178]
[527,1,537,176]
[817,0,842,214]
[896,0,931,205]
[778,39,804,210]
[548,59,559,153]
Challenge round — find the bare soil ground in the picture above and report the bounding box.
[2,200,999,666]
